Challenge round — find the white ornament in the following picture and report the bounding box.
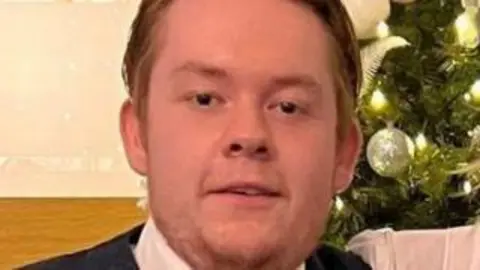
[367,127,412,177]
[340,0,391,39]
[360,36,410,94]
[340,0,411,94]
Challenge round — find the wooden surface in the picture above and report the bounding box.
[0,199,146,269]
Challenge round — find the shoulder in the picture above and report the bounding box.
[19,249,90,270]
[306,244,372,270]
[18,224,144,270]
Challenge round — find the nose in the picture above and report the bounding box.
[225,138,269,159]
[221,106,273,161]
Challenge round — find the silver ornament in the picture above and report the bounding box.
[367,127,412,177]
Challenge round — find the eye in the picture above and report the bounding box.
[277,101,301,114]
[190,92,221,108]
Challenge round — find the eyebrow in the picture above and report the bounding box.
[269,74,321,92]
[172,60,322,92]
[172,61,228,79]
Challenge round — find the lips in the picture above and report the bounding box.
[210,183,281,197]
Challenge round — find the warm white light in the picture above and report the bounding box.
[335,197,345,211]
[464,180,473,194]
[465,92,472,102]
[370,89,388,111]
[415,133,428,151]
[470,80,480,100]
[464,80,480,104]
[376,21,390,39]
[456,12,471,30]
[455,12,479,48]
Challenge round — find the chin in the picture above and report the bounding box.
[200,220,284,263]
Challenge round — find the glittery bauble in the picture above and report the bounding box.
[367,127,412,177]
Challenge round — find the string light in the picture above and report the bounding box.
[415,133,428,152]
[455,11,479,49]
[335,196,345,211]
[465,93,472,102]
[464,79,480,109]
[469,80,480,100]
[370,88,388,112]
[376,21,390,39]
[463,180,473,194]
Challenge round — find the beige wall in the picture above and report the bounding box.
[0,2,144,197]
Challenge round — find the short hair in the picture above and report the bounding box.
[121,0,362,141]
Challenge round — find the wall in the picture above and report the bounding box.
[0,2,144,197]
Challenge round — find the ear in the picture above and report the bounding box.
[119,99,147,176]
[333,119,363,193]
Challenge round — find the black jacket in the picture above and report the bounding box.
[19,224,371,270]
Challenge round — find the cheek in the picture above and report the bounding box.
[277,126,337,203]
[275,128,336,239]
[145,103,223,199]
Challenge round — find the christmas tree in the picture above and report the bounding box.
[325,0,480,247]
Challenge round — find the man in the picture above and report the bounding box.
[23,0,369,269]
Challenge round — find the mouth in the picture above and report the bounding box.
[210,184,281,197]
[205,182,283,208]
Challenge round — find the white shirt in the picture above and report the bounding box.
[347,225,480,270]
[134,218,306,270]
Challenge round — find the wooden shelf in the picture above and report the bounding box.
[0,198,146,268]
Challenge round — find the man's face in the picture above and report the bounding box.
[121,0,361,268]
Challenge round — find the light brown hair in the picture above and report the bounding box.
[121,0,362,141]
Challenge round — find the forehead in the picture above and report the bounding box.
[151,0,333,87]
